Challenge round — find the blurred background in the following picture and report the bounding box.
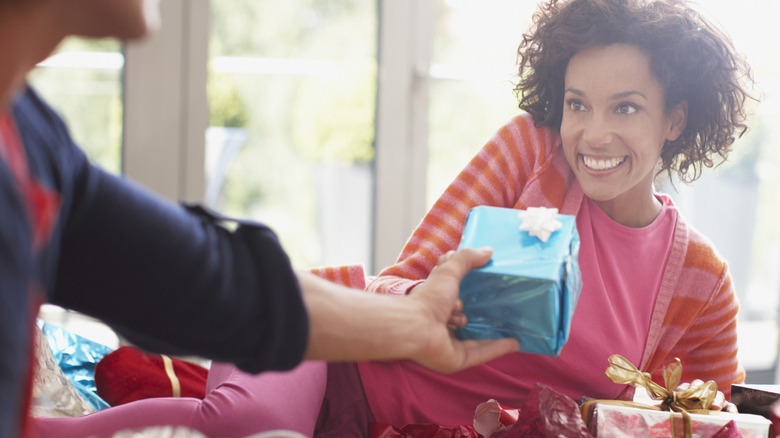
[31,0,779,383]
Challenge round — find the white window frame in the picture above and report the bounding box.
[123,0,209,204]
[372,0,435,270]
[124,0,435,272]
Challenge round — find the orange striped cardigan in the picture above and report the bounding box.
[366,112,745,399]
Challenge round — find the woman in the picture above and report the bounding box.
[317,0,755,434]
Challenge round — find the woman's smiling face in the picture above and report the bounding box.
[560,44,686,226]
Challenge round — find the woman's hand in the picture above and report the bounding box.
[676,379,738,413]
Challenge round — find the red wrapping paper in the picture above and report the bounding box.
[369,383,589,438]
[95,346,208,406]
[472,399,520,437]
[492,383,591,438]
[369,423,479,438]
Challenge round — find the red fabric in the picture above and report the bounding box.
[0,113,60,250]
[95,346,208,406]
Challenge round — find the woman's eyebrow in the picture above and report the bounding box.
[610,90,647,101]
[564,88,648,101]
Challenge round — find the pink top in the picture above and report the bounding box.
[358,195,678,427]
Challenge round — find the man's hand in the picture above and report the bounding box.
[301,247,516,369]
[406,248,519,373]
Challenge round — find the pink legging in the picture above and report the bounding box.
[32,361,328,438]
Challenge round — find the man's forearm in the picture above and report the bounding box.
[298,271,426,362]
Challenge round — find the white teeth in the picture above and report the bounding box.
[583,155,624,170]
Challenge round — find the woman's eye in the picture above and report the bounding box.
[567,100,586,112]
[616,103,637,115]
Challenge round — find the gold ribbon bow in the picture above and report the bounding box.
[581,354,719,438]
[605,354,718,412]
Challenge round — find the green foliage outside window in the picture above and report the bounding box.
[29,37,123,174]
[208,0,377,268]
[208,72,249,128]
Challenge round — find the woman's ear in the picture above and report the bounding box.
[666,100,688,142]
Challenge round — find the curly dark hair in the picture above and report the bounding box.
[514,0,756,182]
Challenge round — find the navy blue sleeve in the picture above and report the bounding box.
[16,88,309,373]
[0,140,34,438]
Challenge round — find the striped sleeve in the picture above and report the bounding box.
[645,237,744,399]
[308,264,368,290]
[367,114,559,295]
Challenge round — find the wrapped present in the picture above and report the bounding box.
[731,384,780,420]
[31,324,96,418]
[95,346,208,406]
[581,355,772,438]
[37,320,113,411]
[587,403,770,437]
[455,206,581,356]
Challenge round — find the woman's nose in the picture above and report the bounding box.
[582,115,613,146]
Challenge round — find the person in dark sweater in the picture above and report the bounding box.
[0,1,517,436]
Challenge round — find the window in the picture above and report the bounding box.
[29,38,123,174]
[427,0,529,203]
[207,0,377,270]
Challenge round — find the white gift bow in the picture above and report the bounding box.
[518,207,562,242]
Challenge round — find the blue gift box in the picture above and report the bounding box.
[455,206,582,356]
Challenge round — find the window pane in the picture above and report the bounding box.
[428,0,779,382]
[207,0,377,269]
[29,38,124,174]
[427,0,530,203]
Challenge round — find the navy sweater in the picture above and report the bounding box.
[1,88,308,437]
